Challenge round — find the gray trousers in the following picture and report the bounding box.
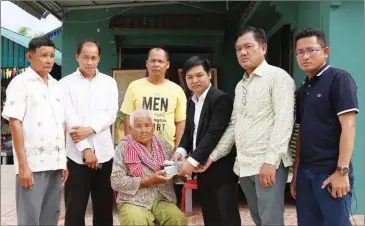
[16,170,62,226]
[239,166,288,226]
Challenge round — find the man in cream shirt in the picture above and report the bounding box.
[201,27,295,226]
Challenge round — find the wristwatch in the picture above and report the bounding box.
[336,166,350,175]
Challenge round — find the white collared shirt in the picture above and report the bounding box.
[2,67,67,174]
[56,69,118,164]
[176,84,211,167]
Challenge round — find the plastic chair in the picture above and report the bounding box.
[180,179,198,211]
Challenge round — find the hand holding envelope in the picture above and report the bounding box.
[163,160,183,177]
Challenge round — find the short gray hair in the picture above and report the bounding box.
[129,109,153,126]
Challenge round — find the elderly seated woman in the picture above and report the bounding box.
[111,109,188,226]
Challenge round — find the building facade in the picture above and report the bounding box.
[14,1,364,214]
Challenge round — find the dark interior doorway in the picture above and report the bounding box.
[119,45,214,95]
[267,24,294,76]
[50,64,62,80]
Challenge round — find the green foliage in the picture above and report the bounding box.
[18,26,31,37]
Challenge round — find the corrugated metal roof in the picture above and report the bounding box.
[1,35,30,68]
[43,27,62,40]
[10,1,183,20]
[1,27,62,66]
[12,1,50,20]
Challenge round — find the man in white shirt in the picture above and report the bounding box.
[200,27,295,225]
[2,37,68,226]
[56,40,118,226]
[173,56,240,226]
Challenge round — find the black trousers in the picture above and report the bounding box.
[198,180,241,226]
[64,158,114,226]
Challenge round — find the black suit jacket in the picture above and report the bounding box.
[179,86,237,186]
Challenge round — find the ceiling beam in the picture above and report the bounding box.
[35,1,63,20]
[267,18,286,38]
[63,2,179,11]
[239,1,261,28]
[111,29,224,37]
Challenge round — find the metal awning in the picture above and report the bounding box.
[11,1,187,21]
[11,1,246,21]
[12,1,50,19]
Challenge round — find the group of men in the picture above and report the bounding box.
[2,26,357,226]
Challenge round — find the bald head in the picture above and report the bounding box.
[148,47,169,61]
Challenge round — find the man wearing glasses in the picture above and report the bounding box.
[200,27,296,225]
[291,28,358,226]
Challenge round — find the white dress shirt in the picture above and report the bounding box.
[176,84,211,167]
[56,69,118,165]
[2,67,67,174]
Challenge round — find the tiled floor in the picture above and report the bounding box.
[1,165,364,225]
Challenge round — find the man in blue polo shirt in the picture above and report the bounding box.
[291,28,358,226]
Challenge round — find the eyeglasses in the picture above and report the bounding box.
[295,48,325,57]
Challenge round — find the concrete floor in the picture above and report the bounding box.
[1,165,364,225]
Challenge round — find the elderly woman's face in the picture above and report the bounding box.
[131,117,155,144]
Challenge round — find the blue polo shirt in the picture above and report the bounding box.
[296,64,358,173]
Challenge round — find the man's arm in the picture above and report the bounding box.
[9,119,27,167]
[338,113,356,169]
[2,78,33,188]
[63,122,67,145]
[174,106,191,161]
[89,79,119,133]
[190,94,233,165]
[321,73,358,198]
[123,114,132,136]
[209,89,239,162]
[331,73,359,168]
[174,87,187,149]
[120,83,137,136]
[332,72,359,168]
[175,120,191,157]
[264,73,295,166]
[56,80,92,152]
[174,120,186,149]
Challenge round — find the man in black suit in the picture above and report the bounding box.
[172,56,241,226]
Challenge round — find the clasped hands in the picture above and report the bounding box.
[170,152,213,177]
[69,126,94,143]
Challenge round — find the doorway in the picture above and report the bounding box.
[119,45,214,95]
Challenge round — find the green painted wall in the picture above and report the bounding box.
[219,12,244,98]
[271,1,331,87]
[329,1,364,214]
[61,4,228,77]
[53,34,62,52]
[62,9,119,76]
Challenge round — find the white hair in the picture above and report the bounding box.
[129,109,153,126]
